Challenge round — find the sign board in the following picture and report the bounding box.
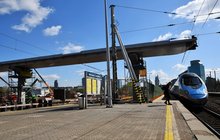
[92,79,97,95]
[86,78,92,95]
[54,88,66,100]
[86,71,102,79]
[97,80,101,95]
[84,71,102,96]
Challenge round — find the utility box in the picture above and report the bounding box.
[78,94,85,109]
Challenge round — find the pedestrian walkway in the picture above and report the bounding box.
[0,98,218,140]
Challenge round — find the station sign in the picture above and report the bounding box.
[85,71,102,79]
[84,71,102,96]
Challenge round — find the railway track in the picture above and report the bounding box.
[171,91,220,138]
[178,94,220,139]
[191,106,220,139]
[184,95,220,139]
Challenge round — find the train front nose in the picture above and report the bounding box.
[190,88,207,98]
[188,88,208,104]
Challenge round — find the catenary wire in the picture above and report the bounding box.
[202,0,219,28]
[115,5,220,17]
[120,21,193,34]
[82,64,106,73]
[191,0,206,33]
[0,43,38,56]
[181,31,220,64]
[0,32,54,55]
[182,0,206,64]
[116,4,220,35]
[119,17,217,34]
[196,31,220,36]
[116,5,188,16]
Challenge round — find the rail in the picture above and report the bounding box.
[209,92,220,95]
[203,106,220,118]
[190,106,220,139]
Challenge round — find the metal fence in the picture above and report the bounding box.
[116,79,163,102]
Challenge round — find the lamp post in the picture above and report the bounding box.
[104,0,112,108]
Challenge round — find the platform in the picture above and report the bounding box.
[0,96,218,140]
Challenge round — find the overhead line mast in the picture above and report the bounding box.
[110,5,145,103]
[104,0,112,108]
[111,5,119,102]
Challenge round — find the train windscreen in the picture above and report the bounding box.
[181,76,202,87]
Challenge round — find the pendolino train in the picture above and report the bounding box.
[170,72,208,105]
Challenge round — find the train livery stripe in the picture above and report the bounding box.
[164,105,174,140]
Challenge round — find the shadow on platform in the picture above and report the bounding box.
[37,106,79,113]
[148,104,166,107]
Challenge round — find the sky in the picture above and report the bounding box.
[0,0,219,87]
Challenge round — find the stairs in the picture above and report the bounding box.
[132,80,146,103]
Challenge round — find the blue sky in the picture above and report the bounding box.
[0,0,219,87]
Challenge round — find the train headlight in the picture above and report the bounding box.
[203,88,208,94]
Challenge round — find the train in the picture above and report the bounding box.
[170,72,208,105]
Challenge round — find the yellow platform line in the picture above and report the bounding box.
[164,105,174,140]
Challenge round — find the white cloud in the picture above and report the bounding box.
[172,64,187,73]
[43,25,62,36]
[0,0,18,14]
[75,69,85,77]
[179,30,192,39]
[59,43,84,54]
[153,32,173,41]
[153,30,192,41]
[150,65,188,85]
[172,0,220,23]
[0,0,53,32]
[150,70,174,84]
[42,74,60,80]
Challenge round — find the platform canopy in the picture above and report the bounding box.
[0,37,197,72]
